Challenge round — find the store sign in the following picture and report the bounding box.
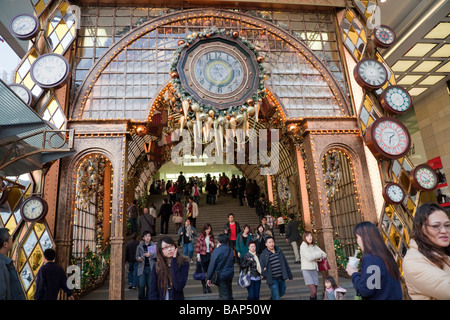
[428,156,450,207]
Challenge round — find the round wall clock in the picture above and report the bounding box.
[365,116,411,160]
[30,53,70,89]
[382,182,405,205]
[177,34,260,110]
[380,85,412,115]
[353,58,388,90]
[372,25,396,49]
[9,14,39,41]
[410,164,438,192]
[9,83,33,106]
[20,196,49,222]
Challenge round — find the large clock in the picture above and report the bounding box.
[177,34,260,110]
[9,14,39,41]
[30,53,70,89]
[410,164,438,192]
[365,116,411,160]
[20,196,49,222]
[380,85,412,115]
[353,58,388,90]
[372,25,396,49]
[382,182,405,205]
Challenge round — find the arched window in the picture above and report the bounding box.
[322,149,362,260]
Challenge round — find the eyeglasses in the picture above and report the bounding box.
[161,244,175,251]
[426,223,450,232]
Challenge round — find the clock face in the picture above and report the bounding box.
[354,58,388,90]
[412,165,438,191]
[30,53,70,89]
[373,25,396,48]
[178,35,260,109]
[380,85,412,115]
[383,183,405,204]
[9,84,33,106]
[194,51,245,95]
[10,14,39,40]
[366,117,411,160]
[21,196,48,222]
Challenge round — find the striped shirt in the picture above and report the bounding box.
[268,251,283,279]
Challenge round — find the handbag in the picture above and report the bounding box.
[318,258,331,271]
[237,269,251,288]
[173,215,183,224]
[210,247,232,286]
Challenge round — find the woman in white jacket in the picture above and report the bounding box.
[300,231,327,300]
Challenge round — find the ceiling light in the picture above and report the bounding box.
[424,22,450,39]
[408,88,429,96]
[430,44,450,57]
[404,43,437,57]
[436,61,450,73]
[397,75,423,85]
[412,60,442,72]
[391,60,417,72]
[418,75,446,85]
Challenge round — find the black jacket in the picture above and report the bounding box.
[259,246,293,286]
[35,262,73,300]
[125,239,139,263]
[285,219,301,243]
[158,203,172,219]
[240,252,261,278]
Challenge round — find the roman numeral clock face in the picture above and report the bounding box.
[177,35,260,110]
[354,58,388,90]
[20,196,48,222]
[410,164,438,191]
[366,117,411,160]
[383,182,405,205]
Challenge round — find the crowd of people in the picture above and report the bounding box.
[123,197,450,301]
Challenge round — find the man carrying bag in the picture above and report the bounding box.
[206,234,234,300]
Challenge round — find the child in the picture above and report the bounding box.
[277,216,285,235]
[323,276,346,300]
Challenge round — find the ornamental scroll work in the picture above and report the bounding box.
[324,150,342,198]
[169,27,267,139]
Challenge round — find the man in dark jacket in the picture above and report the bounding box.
[0,228,25,300]
[125,233,139,289]
[255,194,268,221]
[158,198,172,234]
[34,248,74,300]
[207,234,235,300]
[285,214,302,264]
[259,237,293,300]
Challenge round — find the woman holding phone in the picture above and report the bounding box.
[150,236,189,300]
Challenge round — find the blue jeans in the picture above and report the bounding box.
[128,262,138,288]
[182,242,194,259]
[138,266,152,300]
[247,279,261,300]
[269,278,286,300]
[130,218,137,234]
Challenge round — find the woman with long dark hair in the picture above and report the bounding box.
[150,236,189,300]
[196,223,215,294]
[346,221,402,300]
[403,203,450,300]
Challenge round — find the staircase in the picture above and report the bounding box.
[151,192,356,300]
[81,192,356,300]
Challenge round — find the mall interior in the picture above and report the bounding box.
[0,0,449,300]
